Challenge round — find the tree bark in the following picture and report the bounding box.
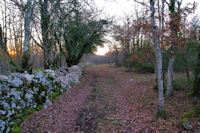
[22,0,32,73]
[192,27,200,95]
[40,0,50,69]
[150,0,164,113]
[192,74,200,96]
[166,55,175,96]
[192,43,200,96]
[166,0,180,97]
[154,0,165,91]
[154,63,158,90]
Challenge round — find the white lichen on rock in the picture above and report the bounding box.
[0,63,86,132]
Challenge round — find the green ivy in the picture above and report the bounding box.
[47,74,54,81]
[24,107,36,116]
[36,105,43,111]
[49,91,61,102]
[11,126,21,133]
[70,81,75,87]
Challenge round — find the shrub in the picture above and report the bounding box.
[173,77,193,90]
[124,58,139,68]
[135,63,154,73]
[124,46,155,73]
[173,40,199,74]
[11,126,21,133]
[181,107,200,118]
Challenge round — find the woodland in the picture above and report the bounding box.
[0,0,200,132]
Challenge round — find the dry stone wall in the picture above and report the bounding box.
[0,64,84,132]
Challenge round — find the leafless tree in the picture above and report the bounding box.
[150,0,164,114]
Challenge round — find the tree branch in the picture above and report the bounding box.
[163,0,170,6]
[133,0,150,8]
[30,34,43,49]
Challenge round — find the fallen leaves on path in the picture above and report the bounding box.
[20,64,200,133]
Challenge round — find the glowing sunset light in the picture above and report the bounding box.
[8,50,17,56]
[95,45,109,56]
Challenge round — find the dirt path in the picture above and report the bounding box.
[20,64,200,133]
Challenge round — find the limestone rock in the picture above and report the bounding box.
[78,63,85,68]
[0,64,85,132]
[56,67,69,76]
[45,69,56,77]
[8,76,23,87]
[182,123,193,131]
[0,75,8,82]
[34,71,44,79]
[20,74,34,84]
[69,65,82,77]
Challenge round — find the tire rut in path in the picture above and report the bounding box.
[74,77,105,133]
[21,66,122,133]
[74,69,120,133]
[20,69,96,133]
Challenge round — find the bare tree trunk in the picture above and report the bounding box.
[197,28,199,41]
[150,0,164,114]
[20,19,23,59]
[182,18,190,81]
[154,0,165,91]
[4,0,7,50]
[22,0,32,73]
[192,45,200,96]
[166,0,180,97]
[166,39,176,97]
[192,29,200,96]
[58,28,65,67]
[158,0,162,32]
[166,55,175,96]
[154,0,161,91]
[154,64,158,90]
[40,0,50,69]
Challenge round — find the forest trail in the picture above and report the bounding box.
[20,64,199,132]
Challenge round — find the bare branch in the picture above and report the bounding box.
[133,0,150,8]
[30,34,43,49]
[163,0,170,6]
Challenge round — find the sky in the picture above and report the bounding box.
[95,0,137,55]
[95,0,200,55]
[95,0,135,18]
